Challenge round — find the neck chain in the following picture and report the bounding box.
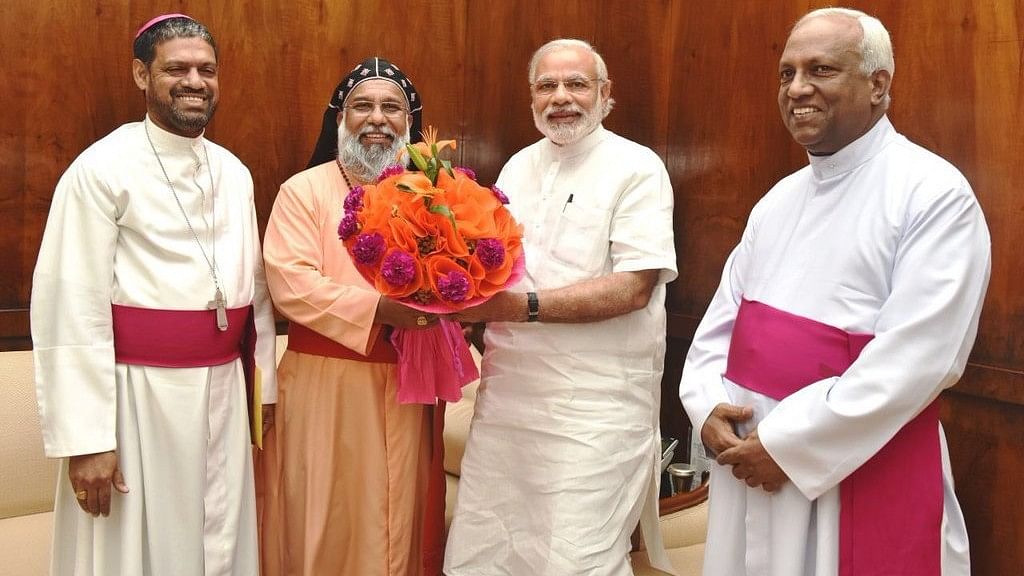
[335,158,360,190]
[144,121,229,331]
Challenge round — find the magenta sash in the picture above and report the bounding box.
[111,304,259,443]
[724,298,942,576]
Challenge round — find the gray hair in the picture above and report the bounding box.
[528,38,610,83]
[797,8,894,77]
[133,17,217,66]
[527,38,615,118]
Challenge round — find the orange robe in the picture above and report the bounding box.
[258,161,442,575]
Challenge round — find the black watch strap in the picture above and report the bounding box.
[527,291,539,322]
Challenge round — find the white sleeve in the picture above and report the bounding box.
[758,184,991,500]
[609,155,677,284]
[31,155,121,458]
[679,215,757,447]
[247,180,278,404]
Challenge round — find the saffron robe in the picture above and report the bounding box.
[32,116,278,576]
[444,126,678,576]
[257,161,438,576]
[680,116,990,576]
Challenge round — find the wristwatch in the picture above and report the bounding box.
[527,292,539,322]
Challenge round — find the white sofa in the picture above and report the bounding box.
[0,348,58,576]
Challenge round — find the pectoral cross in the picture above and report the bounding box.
[208,288,229,331]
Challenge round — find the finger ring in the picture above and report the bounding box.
[76,490,88,500]
[416,316,427,326]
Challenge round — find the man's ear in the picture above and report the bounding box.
[869,69,891,106]
[601,78,612,100]
[131,59,148,91]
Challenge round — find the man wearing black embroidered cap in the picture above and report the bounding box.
[258,58,444,576]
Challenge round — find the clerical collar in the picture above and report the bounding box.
[545,124,608,160]
[808,115,895,181]
[144,115,206,156]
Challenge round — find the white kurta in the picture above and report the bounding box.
[444,126,678,576]
[31,116,278,576]
[680,116,989,576]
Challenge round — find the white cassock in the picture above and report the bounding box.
[680,116,989,576]
[31,116,278,576]
[444,126,678,576]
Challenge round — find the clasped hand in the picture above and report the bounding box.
[703,403,789,493]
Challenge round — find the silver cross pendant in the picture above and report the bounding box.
[208,288,229,331]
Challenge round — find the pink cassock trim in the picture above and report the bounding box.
[725,298,943,576]
[111,304,259,443]
[112,303,251,368]
[134,13,193,40]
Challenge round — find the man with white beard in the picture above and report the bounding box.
[257,58,446,576]
[444,39,678,576]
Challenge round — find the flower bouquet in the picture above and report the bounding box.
[339,127,525,404]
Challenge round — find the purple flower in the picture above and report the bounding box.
[454,166,477,181]
[338,213,360,240]
[437,270,471,303]
[490,185,509,205]
[352,232,386,265]
[381,250,416,286]
[343,186,364,213]
[475,238,505,270]
[377,164,405,182]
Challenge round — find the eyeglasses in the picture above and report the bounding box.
[344,101,409,117]
[531,76,603,96]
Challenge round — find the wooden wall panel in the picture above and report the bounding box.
[942,392,1024,575]
[461,0,599,184]
[3,0,1022,573]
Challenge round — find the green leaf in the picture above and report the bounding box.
[429,203,458,230]
[440,159,455,178]
[406,144,429,173]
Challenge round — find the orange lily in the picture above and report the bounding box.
[395,172,438,202]
[413,125,456,159]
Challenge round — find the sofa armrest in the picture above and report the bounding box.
[657,483,708,550]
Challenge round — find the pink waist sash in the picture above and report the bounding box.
[724,298,942,576]
[111,304,259,443]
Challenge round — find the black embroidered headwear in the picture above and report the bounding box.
[306,57,423,169]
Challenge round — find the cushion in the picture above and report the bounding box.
[0,511,54,575]
[0,350,58,519]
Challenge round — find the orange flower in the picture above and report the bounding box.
[412,125,456,158]
[395,172,439,202]
[344,128,524,311]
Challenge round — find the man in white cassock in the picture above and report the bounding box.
[444,39,677,576]
[31,14,277,576]
[680,8,989,576]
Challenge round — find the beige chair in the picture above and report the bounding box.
[0,348,59,575]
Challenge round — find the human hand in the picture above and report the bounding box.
[262,404,275,436]
[69,450,129,517]
[375,296,438,329]
[701,402,754,456]
[716,428,789,492]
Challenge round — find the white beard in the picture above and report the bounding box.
[532,98,604,146]
[337,121,411,182]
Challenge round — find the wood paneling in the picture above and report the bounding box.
[3,1,1022,573]
[942,390,1024,574]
